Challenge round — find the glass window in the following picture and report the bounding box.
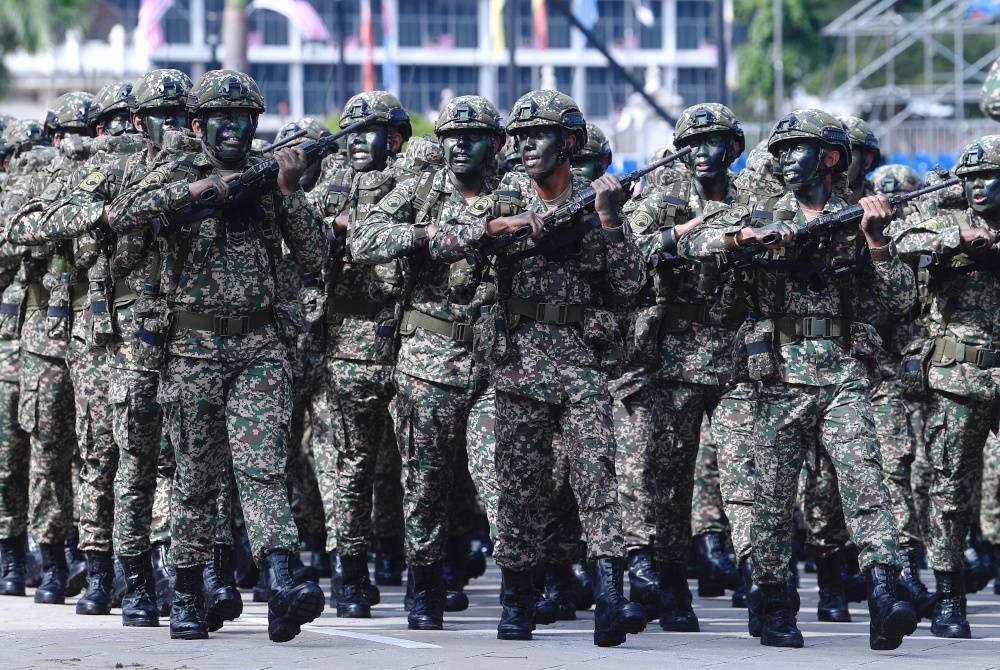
[677,67,718,105]
[398,0,477,48]
[676,0,715,50]
[107,0,142,33]
[304,64,361,116]
[250,8,289,46]
[310,0,360,43]
[204,0,223,42]
[163,0,191,44]
[497,66,535,111]
[398,65,478,116]
[250,63,291,114]
[585,66,643,117]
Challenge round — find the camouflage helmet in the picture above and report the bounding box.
[340,90,412,140]
[506,90,587,150]
[871,164,920,195]
[577,123,612,162]
[276,116,331,144]
[434,95,503,137]
[187,70,265,114]
[981,57,1000,122]
[767,108,851,173]
[128,68,193,113]
[44,91,95,134]
[0,114,13,154]
[838,115,880,166]
[955,135,1000,178]
[3,119,48,151]
[90,80,133,124]
[673,103,745,156]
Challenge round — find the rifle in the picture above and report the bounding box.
[198,113,379,203]
[465,145,693,266]
[717,170,961,269]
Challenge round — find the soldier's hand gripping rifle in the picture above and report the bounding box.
[197,113,380,203]
[717,169,962,269]
[465,145,693,266]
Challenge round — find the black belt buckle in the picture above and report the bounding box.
[802,317,831,338]
[215,315,248,336]
[452,322,469,342]
[976,348,999,368]
[535,302,567,325]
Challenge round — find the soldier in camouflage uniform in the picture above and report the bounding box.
[6,80,142,618]
[429,90,647,646]
[106,70,325,642]
[618,103,746,630]
[892,135,1000,637]
[2,93,95,607]
[0,119,50,599]
[679,108,918,650]
[310,91,410,617]
[351,94,505,629]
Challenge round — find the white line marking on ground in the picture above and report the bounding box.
[235,615,441,648]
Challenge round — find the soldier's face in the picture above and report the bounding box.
[441,131,494,176]
[141,108,188,148]
[518,127,567,180]
[966,173,1000,217]
[571,156,608,181]
[201,109,255,164]
[100,111,131,137]
[779,141,824,187]
[348,126,389,172]
[690,132,730,179]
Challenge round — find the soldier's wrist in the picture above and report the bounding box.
[602,225,625,243]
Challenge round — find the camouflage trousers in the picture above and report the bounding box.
[751,378,900,584]
[389,373,476,566]
[158,345,297,568]
[712,383,756,560]
[68,341,117,553]
[287,350,326,540]
[539,431,585,566]
[614,385,656,549]
[493,390,625,571]
[691,420,728,537]
[873,378,923,550]
[922,390,995,571]
[18,351,76,545]
[0,378,30,539]
[464,386,500,534]
[909,398,934,546]
[150,429,175,545]
[981,432,1000,545]
[315,359,399,558]
[802,443,850,558]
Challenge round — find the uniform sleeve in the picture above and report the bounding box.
[892,214,962,260]
[6,185,106,245]
[106,167,194,235]
[349,177,425,263]
[868,240,917,316]
[677,205,750,261]
[602,221,646,299]
[278,189,326,274]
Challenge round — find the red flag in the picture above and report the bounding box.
[360,0,376,91]
[532,0,548,50]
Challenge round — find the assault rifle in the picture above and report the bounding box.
[716,169,961,269]
[465,145,693,266]
[198,113,379,203]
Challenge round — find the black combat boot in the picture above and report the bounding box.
[743,558,762,637]
[310,533,331,578]
[35,542,68,604]
[119,552,159,627]
[328,550,343,603]
[466,542,487,582]
[931,570,972,638]
[497,567,534,640]
[627,547,660,619]
[657,562,699,632]
[266,549,325,643]
[593,556,646,647]
[63,527,87,598]
[815,554,851,622]
[442,536,469,612]
[337,552,375,618]
[150,541,174,616]
[841,546,866,602]
[253,560,272,603]
[866,564,918,650]
[571,561,594,611]
[758,583,803,648]
[170,564,208,639]
[695,532,738,597]
[533,563,559,625]
[373,535,405,586]
[234,526,258,588]
[0,534,27,596]
[731,553,749,609]
[898,549,935,620]
[408,562,446,630]
[203,544,243,632]
[545,563,577,620]
[964,524,995,594]
[110,555,126,609]
[76,551,114,615]
[404,566,414,611]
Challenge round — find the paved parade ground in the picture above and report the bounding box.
[5,560,1000,670]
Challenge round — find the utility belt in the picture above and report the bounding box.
[23,283,49,309]
[662,301,744,331]
[327,296,381,320]
[70,281,96,313]
[172,308,275,337]
[505,295,585,326]
[931,336,1000,369]
[401,309,473,343]
[772,316,850,347]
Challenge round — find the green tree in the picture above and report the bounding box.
[0,0,94,95]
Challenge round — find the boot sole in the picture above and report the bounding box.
[122,617,160,627]
[76,601,112,615]
[0,586,26,597]
[408,618,443,630]
[34,592,66,605]
[497,630,532,640]
[594,630,626,647]
[761,633,804,648]
[336,604,371,618]
[270,588,325,643]
[170,628,209,640]
[660,620,699,632]
[930,624,972,639]
[817,610,851,623]
[207,594,244,622]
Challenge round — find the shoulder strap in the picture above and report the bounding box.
[412,171,439,225]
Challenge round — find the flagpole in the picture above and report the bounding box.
[507,0,517,108]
